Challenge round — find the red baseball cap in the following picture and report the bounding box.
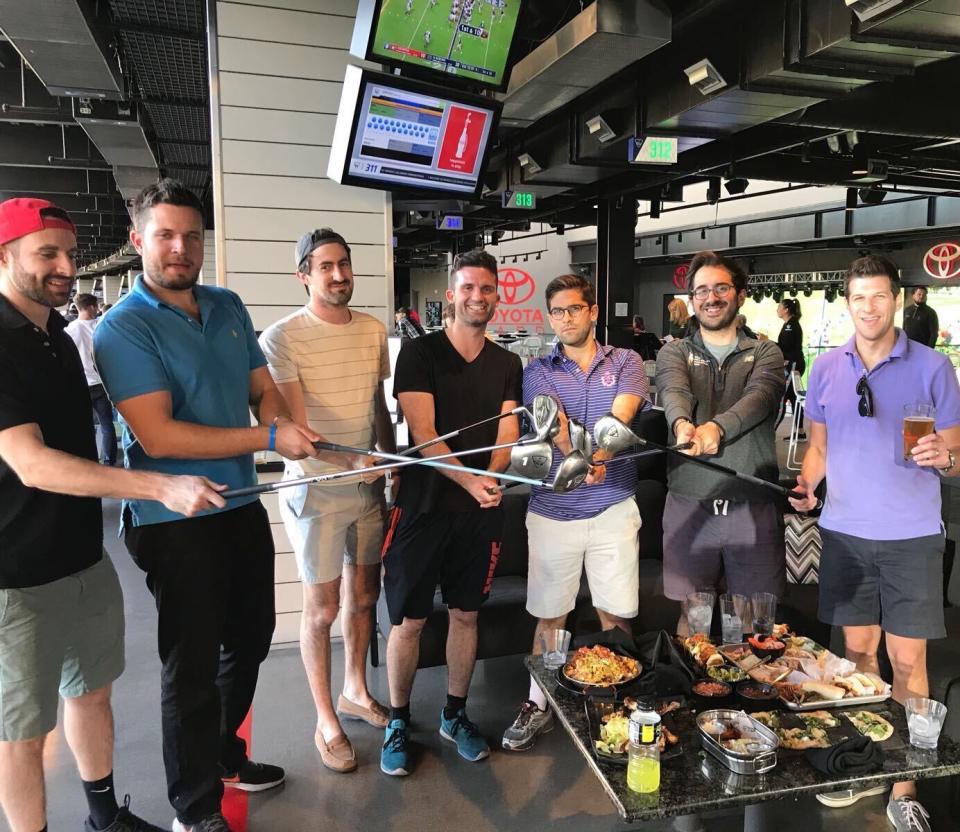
[0,197,77,246]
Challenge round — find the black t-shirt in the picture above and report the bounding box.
[393,331,523,513]
[0,296,102,588]
[777,318,805,374]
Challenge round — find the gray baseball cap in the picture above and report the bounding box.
[295,227,351,271]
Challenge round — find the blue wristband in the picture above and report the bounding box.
[268,423,277,451]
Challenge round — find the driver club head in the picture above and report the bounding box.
[509,437,553,480]
[550,450,590,494]
[530,394,560,442]
[568,417,592,458]
[593,413,643,455]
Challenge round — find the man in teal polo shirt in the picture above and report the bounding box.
[95,179,320,832]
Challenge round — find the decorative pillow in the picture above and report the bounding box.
[785,513,821,584]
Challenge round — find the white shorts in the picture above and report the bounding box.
[279,480,386,585]
[525,497,641,620]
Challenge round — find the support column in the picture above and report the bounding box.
[102,275,122,304]
[595,197,636,348]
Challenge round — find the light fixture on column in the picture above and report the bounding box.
[845,0,905,23]
[724,177,749,195]
[858,186,886,205]
[585,113,618,144]
[684,59,727,95]
[826,135,841,154]
[517,152,543,175]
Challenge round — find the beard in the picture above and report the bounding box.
[697,298,740,331]
[456,299,494,327]
[143,252,200,290]
[10,259,72,308]
[317,279,353,306]
[557,321,592,348]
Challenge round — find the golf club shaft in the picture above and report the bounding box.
[314,440,519,469]
[404,406,526,456]
[222,445,542,499]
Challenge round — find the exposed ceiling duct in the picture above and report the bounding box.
[500,0,671,128]
[0,0,124,99]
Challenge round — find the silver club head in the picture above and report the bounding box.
[550,450,590,494]
[593,413,643,455]
[530,394,560,442]
[568,417,592,458]
[509,438,553,480]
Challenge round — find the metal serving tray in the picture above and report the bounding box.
[697,709,779,775]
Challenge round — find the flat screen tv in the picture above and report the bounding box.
[351,0,522,90]
[327,65,501,198]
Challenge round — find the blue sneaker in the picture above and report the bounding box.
[439,708,490,762]
[381,719,410,776]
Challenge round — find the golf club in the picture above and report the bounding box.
[593,444,693,466]
[592,413,806,501]
[568,417,592,458]
[530,394,561,441]
[509,435,553,479]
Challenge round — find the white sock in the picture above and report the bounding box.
[528,676,548,711]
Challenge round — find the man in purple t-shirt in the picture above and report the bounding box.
[791,255,960,831]
[500,273,650,752]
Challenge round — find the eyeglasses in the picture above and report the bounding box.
[548,304,589,321]
[857,375,874,418]
[690,283,736,301]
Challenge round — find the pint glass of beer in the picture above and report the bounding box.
[903,403,936,461]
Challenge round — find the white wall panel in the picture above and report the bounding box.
[223,173,384,212]
[261,492,281,522]
[273,611,301,645]
[224,206,383,243]
[218,38,352,81]
[271,522,292,554]
[223,141,330,177]
[221,107,337,144]
[220,72,343,113]
[217,3,353,48]
[276,582,304,614]
[226,240,384,275]
[276,551,300,584]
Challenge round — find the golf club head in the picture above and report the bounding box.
[568,417,592,458]
[529,394,560,442]
[550,450,590,494]
[509,438,553,480]
[593,413,643,455]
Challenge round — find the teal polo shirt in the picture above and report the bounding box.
[94,276,266,526]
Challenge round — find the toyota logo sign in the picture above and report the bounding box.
[498,268,536,305]
[923,242,960,280]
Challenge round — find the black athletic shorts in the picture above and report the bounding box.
[818,528,946,640]
[381,506,503,625]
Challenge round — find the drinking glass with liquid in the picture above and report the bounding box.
[903,403,936,462]
[720,593,748,643]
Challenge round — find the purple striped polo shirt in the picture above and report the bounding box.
[523,341,650,521]
[804,328,960,540]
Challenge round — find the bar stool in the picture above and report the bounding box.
[786,370,806,471]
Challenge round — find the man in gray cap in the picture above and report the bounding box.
[259,228,396,773]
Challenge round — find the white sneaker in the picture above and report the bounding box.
[501,700,554,751]
[815,784,887,808]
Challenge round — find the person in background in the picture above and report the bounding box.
[259,228,395,774]
[790,255,960,831]
[395,307,423,341]
[0,195,224,832]
[735,314,758,340]
[903,286,939,349]
[407,306,424,331]
[101,303,113,315]
[95,179,320,832]
[66,293,117,466]
[665,297,689,339]
[631,315,661,360]
[656,251,786,631]
[442,302,455,329]
[774,298,805,441]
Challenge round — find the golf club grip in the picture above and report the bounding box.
[222,483,276,499]
[313,441,367,455]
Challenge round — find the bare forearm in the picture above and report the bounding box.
[17,446,170,501]
[800,445,826,492]
[137,419,269,459]
[488,447,511,473]
[254,386,293,426]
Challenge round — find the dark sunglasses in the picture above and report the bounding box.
[857,376,874,418]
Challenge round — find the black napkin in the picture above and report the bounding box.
[804,735,885,775]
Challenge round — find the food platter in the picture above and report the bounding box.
[561,644,643,690]
[585,696,685,765]
[749,707,902,750]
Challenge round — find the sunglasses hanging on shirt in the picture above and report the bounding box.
[857,376,874,418]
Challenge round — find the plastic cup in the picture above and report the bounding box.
[751,592,777,637]
[905,697,947,749]
[540,628,572,670]
[720,594,748,643]
[684,591,715,636]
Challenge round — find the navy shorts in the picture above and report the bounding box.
[381,507,503,625]
[818,528,946,640]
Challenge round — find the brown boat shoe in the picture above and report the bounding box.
[337,694,390,728]
[315,730,357,773]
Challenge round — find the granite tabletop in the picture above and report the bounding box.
[526,655,960,823]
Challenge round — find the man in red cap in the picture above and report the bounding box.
[0,196,226,832]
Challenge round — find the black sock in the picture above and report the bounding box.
[444,695,467,719]
[83,772,120,830]
[390,704,410,723]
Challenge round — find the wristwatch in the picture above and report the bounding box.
[938,450,956,475]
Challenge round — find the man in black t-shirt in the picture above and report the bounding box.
[0,198,223,832]
[379,250,522,777]
[903,286,939,348]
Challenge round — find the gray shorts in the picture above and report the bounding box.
[0,554,125,741]
[662,493,786,601]
[818,528,946,640]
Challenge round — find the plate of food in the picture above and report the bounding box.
[841,710,896,743]
[561,645,642,690]
[586,697,683,764]
[679,633,722,668]
[775,671,891,711]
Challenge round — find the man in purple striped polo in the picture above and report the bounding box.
[501,273,650,751]
[790,255,960,830]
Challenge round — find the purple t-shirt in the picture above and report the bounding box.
[523,342,650,520]
[804,329,960,540]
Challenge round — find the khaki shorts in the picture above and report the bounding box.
[0,554,125,741]
[280,481,386,585]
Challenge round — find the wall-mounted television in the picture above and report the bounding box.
[327,65,501,198]
[351,0,522,91]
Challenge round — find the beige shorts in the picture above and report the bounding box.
[525,497,641,620]
[280,480,386,585]
[0,554,125,741]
